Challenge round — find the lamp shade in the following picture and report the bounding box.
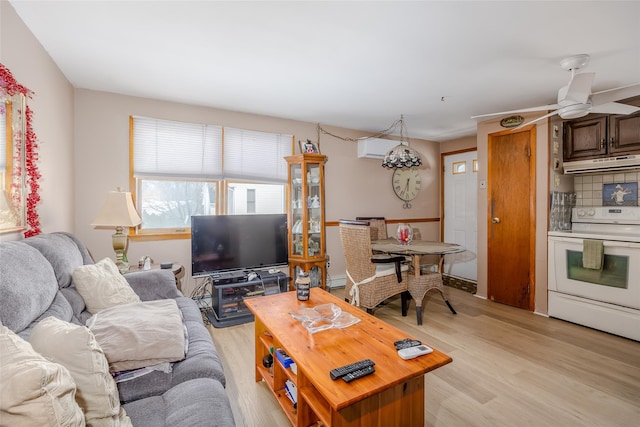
[92,190,142,228]
[381,143,423,169]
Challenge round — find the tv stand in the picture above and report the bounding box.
[205,269,289,328]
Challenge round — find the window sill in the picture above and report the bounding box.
[129,232,190,242]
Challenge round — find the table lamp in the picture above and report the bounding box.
[92,188,142,273]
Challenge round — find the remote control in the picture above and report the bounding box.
[330,359,375,380]
[342,365,375,383]
[394,338,422,350]
[398,345,433,360]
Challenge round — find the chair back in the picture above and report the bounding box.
[338,220,376,283]
[355,216,387,240]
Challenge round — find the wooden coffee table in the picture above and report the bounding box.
[244,288,452,427]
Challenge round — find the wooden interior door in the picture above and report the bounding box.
[487,127,536,310]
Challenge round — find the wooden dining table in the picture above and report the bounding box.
[371,238,464,324]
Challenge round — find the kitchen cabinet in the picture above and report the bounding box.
[563,115,607,160]
[285,153,327,289]
[609,110,640,155]
[564,96,640,161]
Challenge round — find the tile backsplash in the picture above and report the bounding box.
[574,171,640,206]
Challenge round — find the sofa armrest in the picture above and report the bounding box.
[124,270,182,301]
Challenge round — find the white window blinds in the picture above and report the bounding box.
[133,116,222,179]
[224,127,292,183]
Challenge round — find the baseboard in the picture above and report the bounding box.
[327,274,346,289]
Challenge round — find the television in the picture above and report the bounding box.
[191,214,288,276]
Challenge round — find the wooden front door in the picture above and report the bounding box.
[487,127,536,310]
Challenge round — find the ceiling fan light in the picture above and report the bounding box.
[558,103,591,120]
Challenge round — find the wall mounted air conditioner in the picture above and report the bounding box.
[357,138,398,159]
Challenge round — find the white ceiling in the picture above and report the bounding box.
[8,1,640,142]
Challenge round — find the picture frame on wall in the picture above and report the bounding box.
[603,182,638,206]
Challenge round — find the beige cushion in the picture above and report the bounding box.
[87,299,186,372]
[72,257,140,314]
[29,317,132,427]
[0,325,85,427]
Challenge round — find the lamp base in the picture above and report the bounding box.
[116,260,131,274]
[112,226,130,274]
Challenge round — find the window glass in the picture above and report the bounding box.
[452,161,466,174]
[138,179,216,231]
[227,182,285,215]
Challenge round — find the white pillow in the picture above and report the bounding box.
[87,300,186,372]
[0,325,85,426]
[72,257,140,314]
[30,317,132,427]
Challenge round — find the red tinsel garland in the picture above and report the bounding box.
[1,63,41,237]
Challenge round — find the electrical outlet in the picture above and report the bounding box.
[326,254,330,269]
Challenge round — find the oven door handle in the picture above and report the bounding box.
[549,236,640,249]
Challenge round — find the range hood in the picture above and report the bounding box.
[563,155,640,174]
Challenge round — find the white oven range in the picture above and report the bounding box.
[548,206,640,341]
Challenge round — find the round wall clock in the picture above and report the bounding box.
[392,168,421,208]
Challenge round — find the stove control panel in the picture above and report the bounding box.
[573,207,640,224]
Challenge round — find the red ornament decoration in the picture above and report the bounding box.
[1,63,41,237]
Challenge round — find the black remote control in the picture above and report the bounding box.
[342,365,375,383]
[330,359,375,380]
[394,338,422,350]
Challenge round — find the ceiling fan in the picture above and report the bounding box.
[472,54,640,127]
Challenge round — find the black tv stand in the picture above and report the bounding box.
[204,269,289,328]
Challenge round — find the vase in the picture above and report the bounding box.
[396,223,413,245]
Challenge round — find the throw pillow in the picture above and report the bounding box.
[72,257,140,314]
[0,325,85,426]
[87,299,186,372]
[29,317,132,427]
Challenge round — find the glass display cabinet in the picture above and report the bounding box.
[285,153,327,289]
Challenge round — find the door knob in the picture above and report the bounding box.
[492,217,501,224]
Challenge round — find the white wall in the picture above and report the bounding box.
[1,1,75,241]
[73,89,443,296]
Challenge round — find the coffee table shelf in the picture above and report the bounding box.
[245,288,452,426]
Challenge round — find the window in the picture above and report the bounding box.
[246,189,256,213]
[131,116,293,238]
[452,161,466,174]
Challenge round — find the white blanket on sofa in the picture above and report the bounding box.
[86,299,186,373]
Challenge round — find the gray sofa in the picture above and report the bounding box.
[0,232,235,426]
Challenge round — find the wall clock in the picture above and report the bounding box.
[392,168,421,208]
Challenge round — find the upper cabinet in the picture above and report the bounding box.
[564,96,640,161]
[609,110,640,155]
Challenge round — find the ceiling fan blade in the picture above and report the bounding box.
[563,72,595,104]
[591,102,640,115]
[514,110,560,129]
[591,83,640,106]
[471,104,559,120]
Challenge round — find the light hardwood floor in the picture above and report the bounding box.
[207,287,640,427]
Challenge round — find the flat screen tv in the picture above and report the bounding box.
[191,214,288,276]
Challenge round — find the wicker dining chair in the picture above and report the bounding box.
[338,220,410,315]
[355,216,388,240]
